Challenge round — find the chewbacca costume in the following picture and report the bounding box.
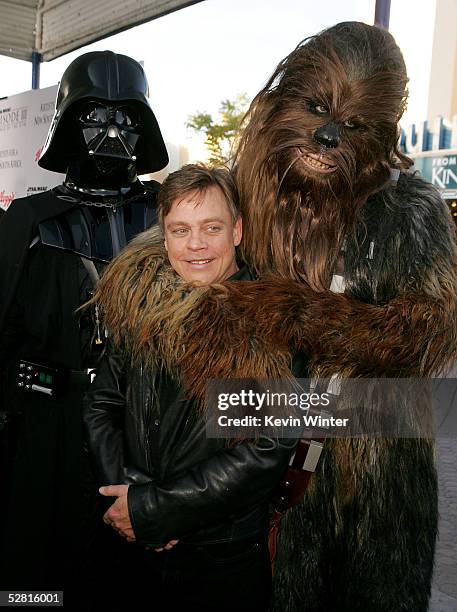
[94,23,457,612]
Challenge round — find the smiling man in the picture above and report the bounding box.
[83,164,301,611]
[159,165,242,285]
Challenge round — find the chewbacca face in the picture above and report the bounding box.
[266,22,409,198]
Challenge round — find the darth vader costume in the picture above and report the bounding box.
[0,51,168,600]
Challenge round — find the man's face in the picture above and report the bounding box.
[164,185,242,284]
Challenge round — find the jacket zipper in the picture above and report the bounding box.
[140,364,153,474]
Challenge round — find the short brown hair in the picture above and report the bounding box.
[157,163,240,227]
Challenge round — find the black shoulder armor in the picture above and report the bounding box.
[38,186,158,262]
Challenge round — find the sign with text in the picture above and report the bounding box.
[0,85,63,211]
[412,152,457,198]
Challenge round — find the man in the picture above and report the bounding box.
[0,51,168,603]
[84,164,304,611]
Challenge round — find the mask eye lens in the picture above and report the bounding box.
[80,105,108,124]
[78,104,139,129]
[115,110,131,126]
[115,108,137,128]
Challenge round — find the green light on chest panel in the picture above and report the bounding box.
[45,374,53,384]
[39,372,46,383]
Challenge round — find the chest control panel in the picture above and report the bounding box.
[17,360,60,397]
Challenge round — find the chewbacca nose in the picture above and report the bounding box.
[313,122,341,148]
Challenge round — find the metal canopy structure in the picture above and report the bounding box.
[0,0,202,62]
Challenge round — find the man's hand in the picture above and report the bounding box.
[153,539,179,553]
[100,484,136,542]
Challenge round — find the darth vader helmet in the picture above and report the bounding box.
[38,51,168,175]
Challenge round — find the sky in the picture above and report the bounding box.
[0,0,440,161]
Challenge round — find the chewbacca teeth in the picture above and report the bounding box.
[297,148,336,173]
[305,155,333,169]
[296,148,337,173]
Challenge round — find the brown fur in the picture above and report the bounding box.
[177,273,457,402]
[234,22,412,291]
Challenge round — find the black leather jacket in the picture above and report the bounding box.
[83,268,306,548]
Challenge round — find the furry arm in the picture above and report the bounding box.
[175,278,457,402]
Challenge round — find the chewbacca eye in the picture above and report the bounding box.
[343,119,359,129]
[307,101,329,115]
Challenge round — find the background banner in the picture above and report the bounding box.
[0,85,63,211]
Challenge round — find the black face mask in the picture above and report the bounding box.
[38,51,168,176]
[77,101,141,175]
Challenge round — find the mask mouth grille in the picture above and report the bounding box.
[95,135,127,157]
[87,126,139,165]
